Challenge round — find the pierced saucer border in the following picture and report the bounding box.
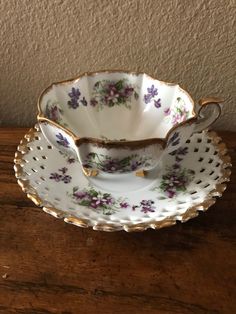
[14,125,232,232]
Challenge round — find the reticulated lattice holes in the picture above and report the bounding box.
[33,156,39,161]
[209,170,215,176]
[34,180,41,185]
[200,168,205,173]
[196,180,202,184]
[40,165,45,170]
[37,146,43,150]
[42,156,47,160]
[31,168,38,173]
[204,183,210,188]
[198,157,204,162]
[194,148,199,152]
[197,138,202,143]
[215,162,220,167]
[205,147,210,152]
[177,200,187,204]
[47,145,53,149]
[185,139,191,144]
[34,136,40,140]
[208,158,213,164]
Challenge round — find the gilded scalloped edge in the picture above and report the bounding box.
[14,126,232,232]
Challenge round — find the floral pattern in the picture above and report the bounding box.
[167,132,180,147]
[144,85,161,108]
[82,152,152,173]
[50,167,72,184]
[69,186,156,215]
[164,97,190,125]
[59,150,77,163]
[45,101,68,127]
[56,133,70,148]
[90,79,139,110]
[158,146,195,198]
[68,87,88,109]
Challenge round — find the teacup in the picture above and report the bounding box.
[37,71,222,177]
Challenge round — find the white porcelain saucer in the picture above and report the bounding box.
[14,125,231,232]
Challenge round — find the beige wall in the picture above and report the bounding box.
[0,0,235,129]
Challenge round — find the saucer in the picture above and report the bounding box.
[14,125,231,232]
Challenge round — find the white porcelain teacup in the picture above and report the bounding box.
[37,71,222,177]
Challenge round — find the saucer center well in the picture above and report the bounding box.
[87,172,157,193]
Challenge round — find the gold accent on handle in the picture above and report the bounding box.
[199,97,224,106]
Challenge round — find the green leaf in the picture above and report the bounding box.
[89,189,98,197]
[79,200,91,206]
[73,186,79,193]
[134,91,139,100]
[115,80,124,90]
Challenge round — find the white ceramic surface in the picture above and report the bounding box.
[37,71,222,174]
[14,125,231,232]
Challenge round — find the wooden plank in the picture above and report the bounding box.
[0,128,235,314]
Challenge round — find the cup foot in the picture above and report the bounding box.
[82,168,99,177]
[135,170,148,177]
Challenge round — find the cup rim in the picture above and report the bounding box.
[37,69,197,148]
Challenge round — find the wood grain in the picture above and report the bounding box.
[0,128,235,314]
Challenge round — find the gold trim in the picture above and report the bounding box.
[36,70,208,149]
[82,167,99,177]
[14,126,232,232]
[37,71,223,149]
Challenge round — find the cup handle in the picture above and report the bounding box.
[193,97,223,133]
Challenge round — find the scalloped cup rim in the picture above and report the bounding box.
[37,70,197,147]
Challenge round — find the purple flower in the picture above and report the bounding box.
[59,167,68,174]
[164,107,171,116]
[50,172,62,182]
[104,196,115,205]
[141,206,155,213]
[68,88,82,109]
[90,98,98,107]
[132,205,138,211]
[147,85,158,97]
[56,133,70,148]
[140,200,155,213]
[67,157,76,164]
[154,98,161,108]
[68,98,79,109]
[166,189,176,198]
[80,97,87,106]
[90,196,104,209]
[46,105,61,121]
[103,159,120,172]
[69,87,81,99]
[74,191,88,199]
[120,202,129,208]
[144,94,152,104]
[173,163,181,170]
[131,160,142,171]
[122,86,134,97]
[62,175,72,184]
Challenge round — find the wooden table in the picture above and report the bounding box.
[0,128,235,314]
